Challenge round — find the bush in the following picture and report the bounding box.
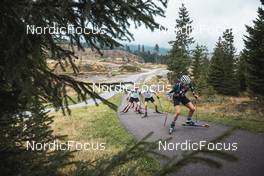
[119,64,141,72]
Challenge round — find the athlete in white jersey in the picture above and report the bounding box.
[141,88,161,117]
[122,86,142,114]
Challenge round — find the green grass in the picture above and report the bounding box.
[45,94,94,108]
[51,93,160,175]
[154,95,264,133]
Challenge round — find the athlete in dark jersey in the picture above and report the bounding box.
[167,75,198,133]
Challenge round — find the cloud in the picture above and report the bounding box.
[128,0,261,53]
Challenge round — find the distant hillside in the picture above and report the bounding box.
[58,40,169,55]
[100,49,143,63]
[124,44,169,55]
[48,45,144,74]
[54,45,143,63]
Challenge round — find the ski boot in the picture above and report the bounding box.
[155,106,162,114]
[185,118,195,126]
[142,112,148,118]
[169,121,176,135]
[137,110,143,115]
[155,110,162,114]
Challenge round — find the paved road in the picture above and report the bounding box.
[113,68,264,176]
[46,68,169,112]
[118,97,264,176]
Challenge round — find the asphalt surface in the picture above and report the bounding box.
[118,96,264,176]
[114,68,264,176]
[46,68,169,113]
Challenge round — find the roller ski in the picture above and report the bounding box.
[120,110,127,114]
[182,120,209,128]
[120,105,129,114]
[153,109,162,114]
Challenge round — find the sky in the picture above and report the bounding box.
[128,0,261,53]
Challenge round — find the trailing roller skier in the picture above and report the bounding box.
[121,86,143,114]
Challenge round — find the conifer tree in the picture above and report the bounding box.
[209,38,226,94]
[125,45,131,52]
[167,3,194,80]
[222,29,239,95]
[154,44,160,54]
[237,53,247,91]
[191,45,208,80]
[243,0,264,96]
[138,44,141,53]
[209,29,238,95]
[0,0,168,175]
[191,44,209,93]
[154,44,159,63]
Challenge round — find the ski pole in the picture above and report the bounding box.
[157,97,164,113]
[163,112,168,126]
[163,96,173,127]
[195,99,198,123]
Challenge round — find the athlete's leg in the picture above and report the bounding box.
[144,101,148,113]
[143,101,148,117]
[136,101,142,114]
[170,97,180,130]
[122,104,129,111]
[173,105,181,122]
[185,101,196,124]
[132,101,135,108]
[133,102,137,111]
[152,101,160,113]
[123,102,132,112]
[170,105,181,131]
[135,101,139,111]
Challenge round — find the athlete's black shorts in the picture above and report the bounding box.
[145,97,155,103]
[129,97,139,103]
[173,96,190,106]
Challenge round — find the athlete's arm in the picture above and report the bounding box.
[154,92,160,99]
[169,83,178,94]
[169,82,183,96]
[127,92,131,100]
[190,83,198,99]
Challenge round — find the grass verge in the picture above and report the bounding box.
[50,93,160,175]
[153,94,264,133]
